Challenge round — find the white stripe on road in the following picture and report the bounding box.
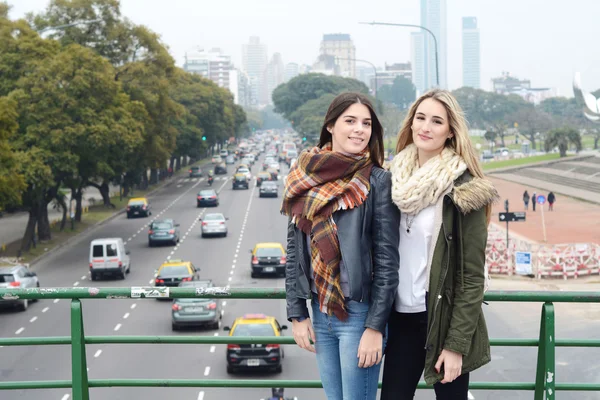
[94,350,102,358]
[42,307,49,313]
[210,346,216,353]
[123,313,130,319]
[73,282,79,286]
[203,366,210,376]
[61,394,70,400]
[114,324,121,331]
[468,391,475,399]
[197,391,205,400]
[81,276,87,280]
[29,316,37,323]
[15,327,24,335]
[53,299,60,304]
[222,301,226,307]
[131,303,137,309]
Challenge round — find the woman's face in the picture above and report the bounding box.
[329,103,372,154]
[411,98,453,161]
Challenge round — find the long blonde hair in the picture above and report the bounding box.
[396,89,492,221]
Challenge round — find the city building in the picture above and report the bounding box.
[284,62,299,82]
[183,47,233,89]
[411,0,447,92]
[266,53,285,104]
[320,33,356,78]
[492,72,556,104]
[311,54,339,76]
[242,36,268,106]
[372,62,413,91]
[229,69,251,108]
[462,17,480,89]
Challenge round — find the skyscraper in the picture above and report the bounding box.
[320,34,356,78]
[462,17,480,89]
[284,62,299,82]
[411,32,426,95]
[183,47,232,89]
[412,0,447,91]
[266,53,285,104]
[242,36,268,106]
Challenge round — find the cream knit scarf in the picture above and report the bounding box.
[389,144,467,215]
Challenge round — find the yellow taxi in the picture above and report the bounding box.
[250,243,286,278]
[126,197,151,218]
[232,173,249,190]
[154,259,199,287]
[224,313,287,373]
[256,171,272,187]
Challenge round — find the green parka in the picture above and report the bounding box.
[423,171,499,385]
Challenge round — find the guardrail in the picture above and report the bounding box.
[1,287,600,400]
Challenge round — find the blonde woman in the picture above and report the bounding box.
[381,89,498,400]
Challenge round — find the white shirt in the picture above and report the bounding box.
[395,205,436,313]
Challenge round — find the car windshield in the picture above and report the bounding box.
[262,182,276,188]
[129,201,145,206]
[0,274,15,283]
[232,323,275,337]
[152,222,172,229]
[238,168,249,173]
[199,190,216,196]
[204,214,224,221]
[191,167,200,171]
[234,175,247,181]
[256,247,283,257]
[159,265,190,277]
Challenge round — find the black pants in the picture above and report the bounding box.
[381,310,470,400]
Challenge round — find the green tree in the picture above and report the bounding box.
[379,103,407,139]
[377,76,416,109]
[289,93,336,138]
[451,87,491,129]
[510,106,553,150]
[0,97,26,209]
[544,127,582,157]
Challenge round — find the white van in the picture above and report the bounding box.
[219,149,228,157]
[89,238,131,280]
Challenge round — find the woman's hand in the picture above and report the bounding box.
[292,318,316,353]
[357,328,383,368]
[435,349,463,383]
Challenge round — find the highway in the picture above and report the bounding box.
[1,154,600,400]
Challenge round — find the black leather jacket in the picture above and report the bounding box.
[284,167,400,334]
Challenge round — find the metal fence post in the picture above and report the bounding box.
[534,302,556,400]
[71,299,90,400]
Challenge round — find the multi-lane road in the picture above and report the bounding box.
[2,155,600,400]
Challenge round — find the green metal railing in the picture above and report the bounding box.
[1,287,600,399]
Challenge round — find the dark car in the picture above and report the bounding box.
[171,280,222,330]
[232,174,249,190]
[215,163,227,175]
[259,181,278,198]
[154,260,199,288]
[189,166,203,178]
[225,314,287,373]
[256,172,272,187]
[250,243,286,278]
[197,189,219,207]
[148,219,180,247]
[126,197,151,218]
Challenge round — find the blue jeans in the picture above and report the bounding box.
[311,297,385,400]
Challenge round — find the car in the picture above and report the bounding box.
[237,167,252,181]
[189,166,203,178]
[200,213,228,238]
[232,173,249,190]
[219,149,229,157]
[148,219,180,247]
[197,189,219,207]
[268,162,280,172]
[0,265,39,311]
[225,155,235,164]
[250,243,286,278]
[154,260,199,287]
[285,150,298,165]
[256,171,272,187]
[89,238,131,280]
[241,156,253,166]
[214,162,227,175]
[259,181,278,198]
[224,313,287,373]
[171,280,222,330]
[266,167,279,181]
[212,155,223,164]
[126,197,151,218]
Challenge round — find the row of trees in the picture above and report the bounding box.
[0,0,248,252]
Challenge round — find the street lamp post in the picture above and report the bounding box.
[37,19,102,35]
[360,21,439,87]
[335,57,378,99]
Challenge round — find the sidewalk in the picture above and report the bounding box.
[0,185,119,249]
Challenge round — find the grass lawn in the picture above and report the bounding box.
[483,153,563,171]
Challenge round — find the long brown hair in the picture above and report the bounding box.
[318,92,384,167]
[396,89,492,221]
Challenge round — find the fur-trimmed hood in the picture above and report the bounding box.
[451,172,499,214]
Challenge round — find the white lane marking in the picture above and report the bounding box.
[73,282,79,287]
[94,350,102,358]
[210,346,216,353]
[29,316,37,323]
[53,299,60,304]
[231,265,235,269]
[203,366,210,376]
[468,391,475,400]
[198,391,205,400]
[114,323,122,331]
[131,304,137,309]
[235,249,239,254]
[81,276,87,280]
[222,301,226,307]
[177,184,182,188]
[133,234,136,238]
[15,327,24,335]
[213,332,219,336]
[61,395,70,400]
[230,270,234,275]
[228,277,232,282]
[149,279,154,284]
[123,313,130,319]
[42,307,49,313]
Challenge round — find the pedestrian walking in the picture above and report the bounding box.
[382,89,498,400]
[523,190,530,210]
[282,92,400,400]
[548,191,556,211]
[532,192,537,212]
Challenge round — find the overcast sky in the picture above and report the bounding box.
[8,0,600,97]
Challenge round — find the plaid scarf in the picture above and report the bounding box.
[281,143,373,321]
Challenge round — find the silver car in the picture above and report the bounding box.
[200,213,229,238]
[0,265,39,311]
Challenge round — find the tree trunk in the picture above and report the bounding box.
[142,171,149,190]
[500,132,506,148]
[37,198,51,241]
[99,182,114,208]
[528,133,537,150]
[182,157,188,167]
[169,157,175,171]
[175,157,181,171]
[559,144,567,157]
[20,208,38,254]
[59,196,67,231]
[150,168,158,185]
[74,187,83,222]
[594,137,599,150]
